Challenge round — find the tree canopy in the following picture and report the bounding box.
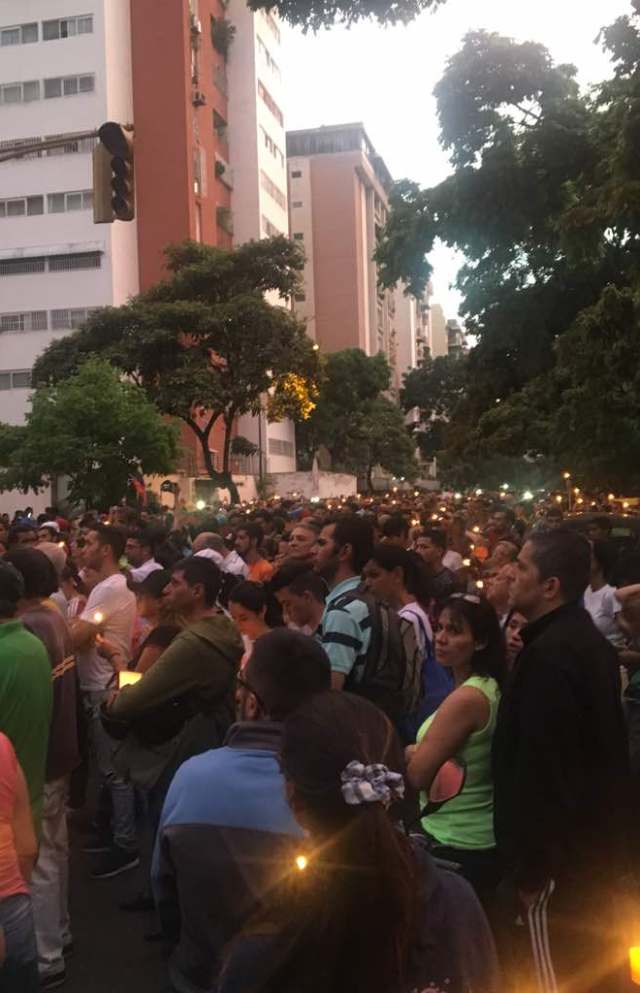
[294,348,418,485]
[378,3,640,489]
[34,238,319,503]
[0,359,177,509]
[246,0,443,31]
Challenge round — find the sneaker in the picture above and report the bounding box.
[40,969,66,990]
[90,846,140,880]
[82,833,111,854]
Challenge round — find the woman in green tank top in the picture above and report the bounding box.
[406,594,507,909]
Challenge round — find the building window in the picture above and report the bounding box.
[0,196,44,218]
[294,293,306,302]
[260,126,284,166]
[256,35,281,78]
[48,251,101,272]
[0,80,40,104]
[261,216,283,238]
[291,170,302,178]
[0,23,38,46]
[213,110,228,142]
[0,133,96,160]
[261,10,281,43]
[257,81,283,127]
[269,438,294,457]
[51,308,97,330]
[42,15,93,41]
[293,232,304,241]
[0,311,47,332]
[292,201,303,208]
[0,257,46,277]
[44,74,95,99]
[0,371,32,390]
[260,170,286,210]
[47,190,93,213]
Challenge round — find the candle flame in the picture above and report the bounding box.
[295,855,308,872]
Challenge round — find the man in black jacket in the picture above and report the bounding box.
[492,528,629,993]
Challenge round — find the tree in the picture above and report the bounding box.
[294,349,391,469]
[376,7,640,487]
[34,238,319,503]
[357,396,419,490]
[246,0,443,31]
[400,354,467,459]
[0,359,177,509]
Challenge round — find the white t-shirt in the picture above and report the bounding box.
[129,558,163,584]
[584,584,623,647]
[195,548,225,568]
[221,550,249,578]
[443,550,463,571]
[399,601,434,657]
[77,573,136,691]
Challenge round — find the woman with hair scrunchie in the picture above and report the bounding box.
[219,691,500,993]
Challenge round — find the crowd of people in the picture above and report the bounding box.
[0,489,638,993]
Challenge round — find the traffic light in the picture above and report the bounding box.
[93,122,135,223]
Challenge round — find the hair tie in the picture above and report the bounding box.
[340,761,405,809]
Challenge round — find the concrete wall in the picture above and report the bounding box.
[270,471,357,499]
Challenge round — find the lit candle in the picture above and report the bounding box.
[93,611,104,625]
[629,946,640,985]
[118,671,142,689]
[476,580,484,590]
[462,558,471,567]
[295,854,308,872]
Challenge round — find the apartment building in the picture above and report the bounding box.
[0,1,138,433]
[286,123,401,389]
[0,0,294,506]
[394,280,434,381]
[226,0,295,476]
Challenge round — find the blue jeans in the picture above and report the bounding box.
[84,691,138,852]
[0,893,39,992]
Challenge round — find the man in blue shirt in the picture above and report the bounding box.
[313,516,374,689]
[152,628,330,993]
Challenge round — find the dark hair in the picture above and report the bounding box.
[287,570,328,604]
[229,580,283,627]
[591,539,617,583]
[92,524,127,561]
[0,562,24,618]
[7,523,37,546]
[136,568,172,599]
[128,528,156,554]
[257,692,417,993]
[417,527,447,553]
[270,560,314,593]
[440,596,508,689]
[526,529,591,603]
[368,544,429,604]
[327,515,374,574]
[172,556,221,607]
[247,629,331,721]
[381,515,409,541]
[293,519,321,536]
[238,522,264,547]
[5,548,58,599]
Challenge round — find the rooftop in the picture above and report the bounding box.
[286,123,393,191]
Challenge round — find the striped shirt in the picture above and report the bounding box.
[319,577,372,678]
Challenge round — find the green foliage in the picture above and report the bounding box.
[294,348,417,484]
[210,16,235,59]
[245,0,443,31]
[377,8,640,489]
[34,238,318,503]
[231,435,259,458]
[0,359,177,509]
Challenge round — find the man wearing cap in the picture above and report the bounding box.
[0,561,52,832]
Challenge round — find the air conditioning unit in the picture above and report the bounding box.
[215,157,234,188]
[190,15,202,34]
[192,90,207,107]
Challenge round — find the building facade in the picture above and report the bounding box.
[286,124,401,389]
[394,280,434,382]
[0,0,294,506]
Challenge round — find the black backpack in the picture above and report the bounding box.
[331,590,423,725]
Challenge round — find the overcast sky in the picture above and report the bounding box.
[282,0,631,318]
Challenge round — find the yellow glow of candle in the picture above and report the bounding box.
[93,611,104,625]
[473,526,480,534]
[462,558,471,567]
[629,946,640,985]
[476,580,484,590]
[295,854,308,872]
[118,670,142,689]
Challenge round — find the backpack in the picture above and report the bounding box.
[331,590,423,725]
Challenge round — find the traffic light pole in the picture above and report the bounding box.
[0,130,100,164]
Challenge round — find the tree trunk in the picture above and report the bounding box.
[187,417,241,505]
[366,464,374,493]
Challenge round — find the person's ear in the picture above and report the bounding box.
[338,542,352,564]
[246,691,260,720]
[543,576,561,601]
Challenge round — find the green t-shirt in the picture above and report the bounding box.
[418,674,499,851]
[0,620,53,833]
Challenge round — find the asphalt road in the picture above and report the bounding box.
[65,817,166,993]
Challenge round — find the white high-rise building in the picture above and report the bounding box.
[0,1,139,438]
[226,2,296,477]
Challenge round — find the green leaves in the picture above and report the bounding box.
[245,0,444,31]
[0,359,177,509]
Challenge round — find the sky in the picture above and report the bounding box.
[281,0,631,318]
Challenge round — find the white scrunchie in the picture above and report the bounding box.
[340,760,405,808]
